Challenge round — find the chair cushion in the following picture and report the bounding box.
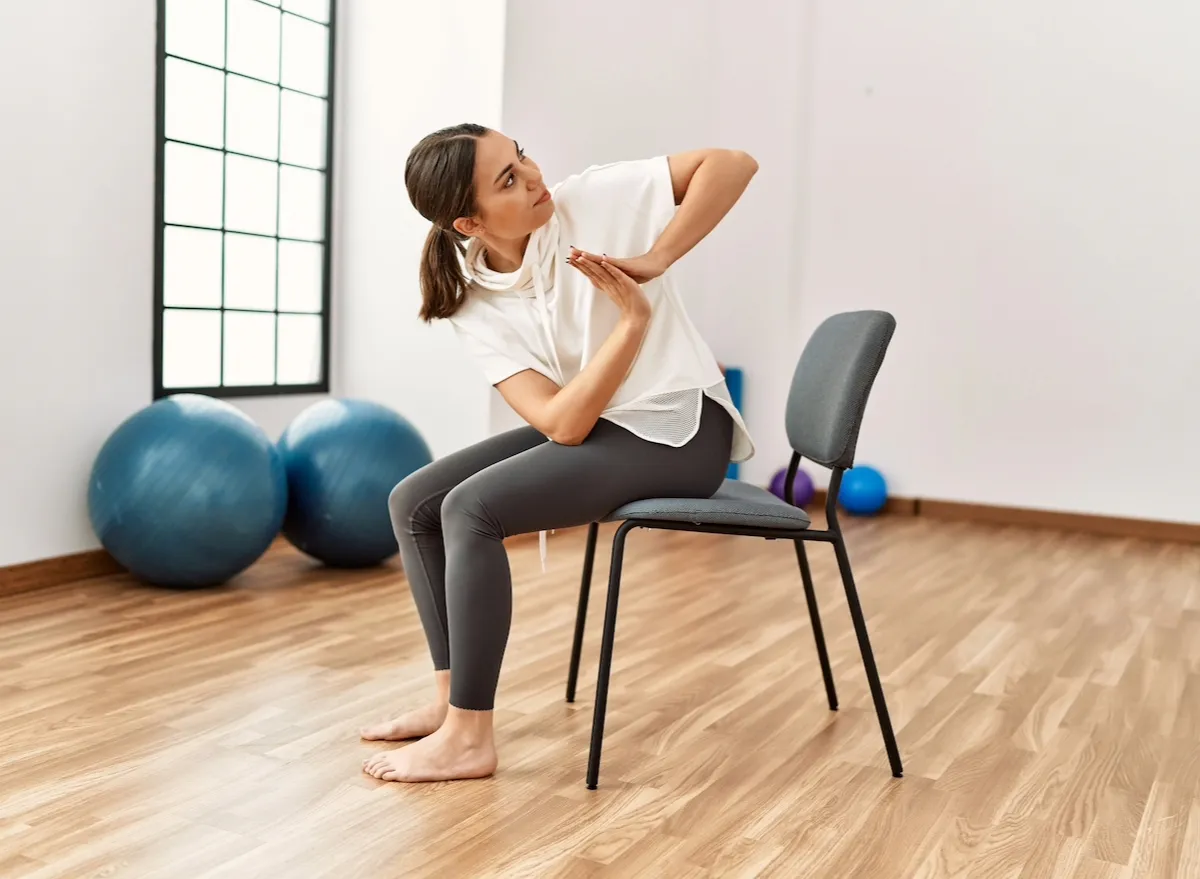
[605,479,812,530]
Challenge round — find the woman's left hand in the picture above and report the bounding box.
[568,249,669,284]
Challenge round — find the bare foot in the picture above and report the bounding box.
[363,724,497,782]
[359,703,447,741]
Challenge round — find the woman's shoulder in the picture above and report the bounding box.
[448,284,500,328]
[552,156,672,208]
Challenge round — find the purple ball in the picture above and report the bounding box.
[769,466,815,507]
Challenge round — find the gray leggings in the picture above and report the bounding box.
[388,395,734,710]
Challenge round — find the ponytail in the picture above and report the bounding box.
[418,225,468,322]
[405,123,489,322]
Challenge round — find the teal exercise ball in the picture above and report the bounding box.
[838,466,888,516]
[278,399,433,567]
[87,394,287,588]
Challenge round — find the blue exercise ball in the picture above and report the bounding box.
[87,395,287,588]
[838,465,888,516]
[278,399,433,567]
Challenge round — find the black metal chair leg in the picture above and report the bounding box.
[586,520,634,790]
[832,534,904,778]
[794,540,838,711]
[566,522,599,703]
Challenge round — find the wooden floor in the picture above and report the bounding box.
[3,516,1200,878]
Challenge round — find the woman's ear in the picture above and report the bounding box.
[453,216,482,238]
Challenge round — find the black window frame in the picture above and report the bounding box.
[152,0,337,400]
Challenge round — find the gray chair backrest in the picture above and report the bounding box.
[785,310,896,469]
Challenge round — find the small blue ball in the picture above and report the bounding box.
[838,465,888,516]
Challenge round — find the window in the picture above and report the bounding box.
[153,0,336,398]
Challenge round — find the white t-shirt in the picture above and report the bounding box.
[449,156,754,465]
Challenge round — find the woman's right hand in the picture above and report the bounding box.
[568,249,651,325]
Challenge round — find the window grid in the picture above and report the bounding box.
[173,54,329,101]
[165,220,322,243]
[153,0,336,400]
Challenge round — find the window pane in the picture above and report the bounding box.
[278,241,323,312]
[225,155,278,235]
[223,311,276,386]
[279,166,324,240]
[163,227,222,307]
[277,313,322,384]
[281,16,328,97]
[163,308,221,388]
[226,75,279,160]
[165,143,223,228]
[165,58,224,149]
[227,0,281,84]
[283,0,329,24]
[166,0,225,67]
[224,233,276,311]
[280,92,326,169]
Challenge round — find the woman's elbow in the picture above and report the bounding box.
[733,150,759,177]
[714,148,757,176]
[549,427,588,447]
[545,415,592,446]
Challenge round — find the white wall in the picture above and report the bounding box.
[504,0,1199,525]
[6,1,1192,571]
[499,0,813,485]
[0,1,157,568]
[0,0,506,569]
[0,2,325,568]
[798,0,1200,523]
[337,0,505,459]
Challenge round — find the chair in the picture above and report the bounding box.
[565,310,904,790]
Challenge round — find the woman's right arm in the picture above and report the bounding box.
[495,254,649,446]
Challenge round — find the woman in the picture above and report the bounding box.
[361,123,756,783]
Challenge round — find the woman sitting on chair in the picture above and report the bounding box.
[361,123,756,783]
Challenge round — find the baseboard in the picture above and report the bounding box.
[916,498,1200,544]
[811,489,918,516]
[0,530,573,598]
[0,548,124,598]
[810,490,1199,544]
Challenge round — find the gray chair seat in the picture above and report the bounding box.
[606,478,812,530]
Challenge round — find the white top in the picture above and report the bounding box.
[449,156,755,466]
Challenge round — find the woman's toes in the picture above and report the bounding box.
[363,751,394,778]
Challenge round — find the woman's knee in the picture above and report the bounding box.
[388,465,442,533]
[441,482,502,540]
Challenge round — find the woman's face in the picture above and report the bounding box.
[457,131,554,241]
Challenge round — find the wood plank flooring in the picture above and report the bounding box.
[2,515,1198,878]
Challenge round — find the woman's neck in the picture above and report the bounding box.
[481,233,531,274]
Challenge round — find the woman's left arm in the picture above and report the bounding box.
[591,149,758,283]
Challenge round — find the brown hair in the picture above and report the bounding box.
[404,123,489,321]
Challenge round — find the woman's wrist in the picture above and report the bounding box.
[618,310,650,334]
[645,245,676,276]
